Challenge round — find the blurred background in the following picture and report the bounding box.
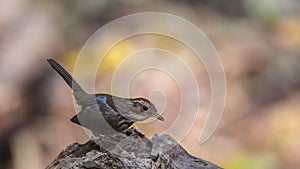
[1,0,300,169]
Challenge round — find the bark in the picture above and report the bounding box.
[46,128,222,169]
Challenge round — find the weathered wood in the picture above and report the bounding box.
[46,128,222,169]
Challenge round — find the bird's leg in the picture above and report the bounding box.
[122,126,145,137]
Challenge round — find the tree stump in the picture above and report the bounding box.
[46,128,222,169]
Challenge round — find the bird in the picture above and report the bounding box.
[47,59,164,135]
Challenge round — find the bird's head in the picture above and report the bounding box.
[120,97,164,122]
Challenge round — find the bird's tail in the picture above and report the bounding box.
[47,59,89,103]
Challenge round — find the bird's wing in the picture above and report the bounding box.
[71,104,119,134]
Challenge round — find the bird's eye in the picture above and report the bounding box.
[132,99,150,112]
[142,105,148,111]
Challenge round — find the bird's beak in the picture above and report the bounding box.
[157,115,165,121]
[153,112,164,121]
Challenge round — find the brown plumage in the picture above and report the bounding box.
[47,59,164,135]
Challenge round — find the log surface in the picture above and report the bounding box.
[46,128,222,169]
